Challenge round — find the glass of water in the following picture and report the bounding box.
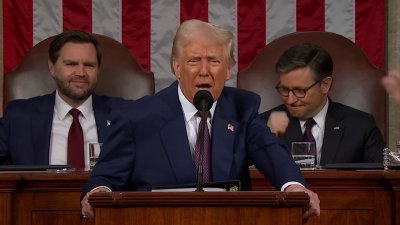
[89,143,102,170]
[291,142,317,170]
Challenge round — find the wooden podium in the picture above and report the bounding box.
[88,191,309,225]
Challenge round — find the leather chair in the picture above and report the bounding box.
[4,33,155,103]
[237,31,386,139]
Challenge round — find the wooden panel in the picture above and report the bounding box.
[0,194,11,225]
[307,210,375,225]
[250,169,397,225]
[95,207,302,225]
[32,211,93,225]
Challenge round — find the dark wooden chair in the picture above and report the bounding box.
[4,33,155,103]
[237,31,386,139]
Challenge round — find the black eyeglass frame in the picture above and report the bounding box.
[275,80,321,98]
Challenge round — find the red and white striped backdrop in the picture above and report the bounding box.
[3,0,385,91]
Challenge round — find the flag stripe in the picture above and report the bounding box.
[151,0,180,91]
[62,0,92,32]
[33,0,62,45]
[296,0,325,31]
[325,0,355,41]
[266,0,296,43]
[209,0,238,87]
[122,0,151,70]
[237,0,266,70]
[92,0,121,42]
[3,0,33,72]
[2,0,386,90]
[180,0,208,22]
[355,0,385,68]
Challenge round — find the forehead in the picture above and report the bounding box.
[59,42,96,56]
[279,67,315,85]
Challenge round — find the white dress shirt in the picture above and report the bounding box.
[49,90,98,169]
[299,100,329,164]
[178,86,216,158]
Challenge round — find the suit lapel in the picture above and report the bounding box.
[92,95,111,142]
[32,93,55,164]
[211,116,238,181]
[160,117,196,183]
[158,82,197,183]
[210,90,240,181]
[320,109,343,164]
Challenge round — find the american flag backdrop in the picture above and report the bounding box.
[3,0,385,92]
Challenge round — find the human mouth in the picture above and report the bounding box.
[196,83,212,90]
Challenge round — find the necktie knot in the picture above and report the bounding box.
[69,108,81,120]
[196,111,211,118]
[305,118,316,129]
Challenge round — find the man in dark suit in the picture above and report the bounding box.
[81,19,320,220]
[259,43,385,166]
[0,30,129,169]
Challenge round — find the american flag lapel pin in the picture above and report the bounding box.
[227,123,235,132]
[107,120,111,126]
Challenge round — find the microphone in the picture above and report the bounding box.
[194,90,213,112]
[193,90,213,192]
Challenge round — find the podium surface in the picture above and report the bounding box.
[0,169,400,225]
[89,191,309,225]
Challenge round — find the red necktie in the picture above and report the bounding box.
[68,108,84,169]
[194,111,212,182]
[303,118,316,143]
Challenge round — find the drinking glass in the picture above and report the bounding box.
[89,143,102,170]
[291,142,317,170]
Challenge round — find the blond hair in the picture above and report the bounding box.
[170,19,235,74]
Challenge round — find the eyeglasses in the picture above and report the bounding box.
[275,80,320,98]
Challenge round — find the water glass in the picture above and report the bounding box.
[89,143,102,170]
[291,142,317,170]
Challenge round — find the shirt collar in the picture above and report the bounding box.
[54,89,93,121]
[177,85,216,123]
[300,99,329,129]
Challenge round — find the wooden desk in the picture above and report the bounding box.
[0,171,92,225]
[89,191,309,225]
[0,169,399,225]
[251,169,400,225]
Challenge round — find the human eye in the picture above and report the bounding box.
[293,89,306,97]
[276,87,289,96]
[84,62,97,68]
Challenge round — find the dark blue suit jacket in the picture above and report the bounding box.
[83,81,305,193]
[259,100,385,165]
[0,92,130,165]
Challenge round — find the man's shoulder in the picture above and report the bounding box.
[329,101,373,118]
[5,93,54,111]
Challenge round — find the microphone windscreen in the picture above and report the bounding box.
[193,90,214,112]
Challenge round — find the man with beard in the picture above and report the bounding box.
[259,43,385,166]
[0,30,129,169]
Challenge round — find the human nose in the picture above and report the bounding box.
[199,59,209,76]
[76,64,86,76]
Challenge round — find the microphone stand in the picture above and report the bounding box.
[195,111,207,192]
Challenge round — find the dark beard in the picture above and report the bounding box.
[55,77,96,101]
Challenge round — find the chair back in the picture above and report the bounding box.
[237,31,386,139]
[4,33,155,103]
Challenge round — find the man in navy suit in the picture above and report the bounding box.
[0,30,129,169]
[259,43,385,166]
[81,19,320,220]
